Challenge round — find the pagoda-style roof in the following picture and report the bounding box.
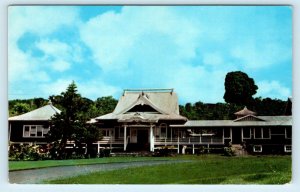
[9,101,61,121]
[234,106,256,117]
[95,89,187,123]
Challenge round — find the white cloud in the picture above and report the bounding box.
[8,6,79,83]
[256,80,291,99]
[164,65,235,103]
[36,39,71,59]
[52,60,71,72]
[8,6,292,103]
[39,78,121,100]
[230,40,291,69]
[39,79,74,97]
[79,7,200,72]
[9,6,79,42]
[77,81,121,100]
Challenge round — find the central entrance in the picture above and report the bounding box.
[137,129,149,150]
[232,127,242,144]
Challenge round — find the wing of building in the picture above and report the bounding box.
[92,89,292,155]
[8,101,61,145]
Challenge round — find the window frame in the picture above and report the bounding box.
[23,125,49,138]
[223,127,231,139]
[159,123,167,139]
[284,145,292,153]
[102,129,112,137]
[254,128,271,139]
[253,145,262,153]
[285,128,292,139]
[242,127,251,139]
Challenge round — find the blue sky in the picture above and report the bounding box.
[8,6,292,104]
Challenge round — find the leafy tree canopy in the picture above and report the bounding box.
[223,71,258,106]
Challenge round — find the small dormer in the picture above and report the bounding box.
[234,106,256,119]
[233,107,265,122]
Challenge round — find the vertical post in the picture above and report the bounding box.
[223,128,225,144]
[171,127,172,143]
[9,123,11,143]
[150,124,154,152]
[110,136,112,150]
[177,134,180,154]
[124,125,127,151]
[97,143,100,154]
[193,144,195,154]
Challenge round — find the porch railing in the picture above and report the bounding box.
[154,136,223,145]
[99,137,124,144]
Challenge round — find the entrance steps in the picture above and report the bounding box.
[231,144,248,156]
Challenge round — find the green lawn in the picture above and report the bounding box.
[45,155,291,184]
[9,156,171,171]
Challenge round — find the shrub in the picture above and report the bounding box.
[154,146,175,157]
[9,144,50,161]
[99,148,111,158]
[223,147,235,156]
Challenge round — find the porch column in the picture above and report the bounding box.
[192,144,195,154]
[97,143,100,154]
[124,124,127,151]
[150,124,155,152]
[177,132,180,154]
[9,123,11,143]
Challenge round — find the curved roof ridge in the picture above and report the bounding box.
[116,94,168,115]
[234,106,256,116]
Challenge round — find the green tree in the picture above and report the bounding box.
[86,96,118,119]
[11,103,31,116]
[223,71,258,106]
[47,81,102,159]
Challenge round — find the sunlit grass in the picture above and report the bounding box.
[9,156,172,171]
[45,155,291,184]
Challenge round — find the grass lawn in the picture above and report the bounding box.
[9,156,172,171]
[45,155,291,184]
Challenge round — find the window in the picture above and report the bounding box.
[285,128,291,139]
[160,123,167,138]
[119,127,124,138]
[23,125,49,138]
[243,127,251,139]
[254,128,271,139]
[224,127,231,138]
[253,145,262,152]
[24,126,30,137]
[102,129,111,137]
[254,128,262,138]
[262,128,270,139]
[284,145,292,153]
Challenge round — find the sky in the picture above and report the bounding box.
[8,5,292,104]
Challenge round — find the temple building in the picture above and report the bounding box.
[8,89,292,155]
[92,89,292,154]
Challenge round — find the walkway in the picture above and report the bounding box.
[9,160,191,184]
